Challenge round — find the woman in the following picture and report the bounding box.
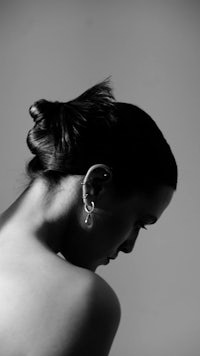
[0,79,177,356]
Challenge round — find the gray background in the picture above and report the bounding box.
[0,1,200,355]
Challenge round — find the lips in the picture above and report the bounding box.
[108,252,119,260]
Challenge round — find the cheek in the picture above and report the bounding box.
[100,211,133,246]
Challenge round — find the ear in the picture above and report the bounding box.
[82,164,112,203]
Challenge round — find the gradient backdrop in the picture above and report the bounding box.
[0,1,200,355]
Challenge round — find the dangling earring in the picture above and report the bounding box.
[84,201,95,227]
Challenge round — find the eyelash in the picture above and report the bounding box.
[135,222,148,230]
[140,223,148,230]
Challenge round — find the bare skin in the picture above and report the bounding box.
[0,245,120,355]
[0,165,174,355]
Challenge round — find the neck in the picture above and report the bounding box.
[0,179,49,233]
[0,176,80,255]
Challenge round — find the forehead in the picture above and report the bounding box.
[131,185,174,221]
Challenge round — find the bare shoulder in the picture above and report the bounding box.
[35,254,122,355]
[87,271,121,319]
[58,267,121,356]
[61,264,121,328]
[71,265,121,319]
[0,252,121,356]
[57,255,121,318]
[79,269,121,320]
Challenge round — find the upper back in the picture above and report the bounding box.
[0,253,121,356]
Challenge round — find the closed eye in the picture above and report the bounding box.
[135,222,148,231]
[140,223,147,230]
[136,215,157,231]
[140,223,148,230]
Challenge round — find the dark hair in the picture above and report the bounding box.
[26,79,178,196]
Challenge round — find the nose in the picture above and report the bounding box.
[119,232,139,254]
[119,241,134,254]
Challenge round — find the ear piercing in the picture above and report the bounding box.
[84,201,95,226]
[103,172,109,178]
[83,193,88,200]
[81,167,112,227]
[82,192,94,227]
[81,170,110,185]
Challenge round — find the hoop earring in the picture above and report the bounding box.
[84,201,95,227]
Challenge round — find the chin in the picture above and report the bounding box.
[96,257,110,268]
[102,257,110,265]
[77,257,110,272]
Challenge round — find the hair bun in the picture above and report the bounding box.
[29,99,62,125]
[29,99,48,123]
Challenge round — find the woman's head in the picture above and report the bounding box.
[26,79,177,270]
[26,78,177,196]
